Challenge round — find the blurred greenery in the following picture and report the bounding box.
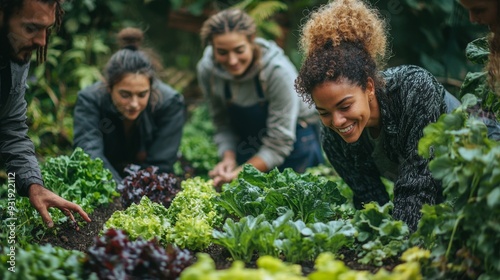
[20,0,490,161]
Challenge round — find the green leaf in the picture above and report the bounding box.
[465,37,490,65]
[487,188,500,208]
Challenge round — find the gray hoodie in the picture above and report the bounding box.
[197,38,318,168]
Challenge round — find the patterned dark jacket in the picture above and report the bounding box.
[322,65,453,231]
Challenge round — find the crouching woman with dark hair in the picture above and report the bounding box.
[73,28,185,182]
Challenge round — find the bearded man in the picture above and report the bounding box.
[0,0,90,228]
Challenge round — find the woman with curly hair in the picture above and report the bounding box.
[295,0,462,231]
[197,9,324,187]
[73,27,185,182]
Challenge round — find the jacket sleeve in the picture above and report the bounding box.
[387,65,445,231]
[0,85,43,197]
[144,83,185,173]
[73,86,122,181]
[322,127,390,209]
[196,61,238,157]
[257,60,298,169]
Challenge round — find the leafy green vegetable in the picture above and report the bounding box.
[213,210,356,264]
[217,165,352,223]
[103,196,171,242]
[179,253,306,280]
[41,147,119,218]
[85,228,193,279]
[165,177,223,250]
[0,148,118,246]
[416,96,500,279]
[175,104,218,177]
[460,38,500,118]
[179,251,424,280]
[0,244,88,280]
[213,214,273,262]
[465,37,490,65]
[351,202,409,266]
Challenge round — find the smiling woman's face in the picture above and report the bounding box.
[212,32,254,77]
[312,78,380,143]
[110,73,151,121]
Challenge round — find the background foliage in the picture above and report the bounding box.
[18,0,491,161]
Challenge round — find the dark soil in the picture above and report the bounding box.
[32,197,400,276]
[33,198,124,252]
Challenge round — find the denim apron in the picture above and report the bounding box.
[224,76,324,173]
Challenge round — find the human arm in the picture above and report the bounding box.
[255,58,299,169]
[0,88,44,197]
[197,58,242,187]
[73,84,122,181]
[322,127,390,209]
[0,70,90,227]
[144,83,185,173]
[383,65,446,231]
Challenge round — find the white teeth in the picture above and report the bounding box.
[339,124,354,133]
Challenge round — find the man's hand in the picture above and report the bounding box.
[28,184,91,229]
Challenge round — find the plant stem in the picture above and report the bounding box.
[446,214,464,259]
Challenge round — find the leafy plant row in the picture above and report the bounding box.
[213,202,409,265]
[217,165,352,223]
[118,164,181,209]
[105,177,223,250]
[105,165,410,267]
[0,148,118,246]
[415,94,500,279]
[0,229,195,280]
[180,247,428,280]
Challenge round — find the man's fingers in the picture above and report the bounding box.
[63,209,76,222]
[36,207,54,228]
[67,203,91,223]
[59,200,91,223]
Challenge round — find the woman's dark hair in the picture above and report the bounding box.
[0,0,65,63]
[295,40,384,105]
[104,27,160,107]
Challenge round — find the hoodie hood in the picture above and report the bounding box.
[197,37,285,82]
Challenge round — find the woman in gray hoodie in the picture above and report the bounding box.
[197,9,323,187]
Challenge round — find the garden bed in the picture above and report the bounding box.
[31,196,401,276]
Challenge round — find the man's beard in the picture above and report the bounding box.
[0,26,35,65]
[0,27,11,64]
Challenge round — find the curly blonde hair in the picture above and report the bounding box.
[295,0,390,104]
[299,0,388,64]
